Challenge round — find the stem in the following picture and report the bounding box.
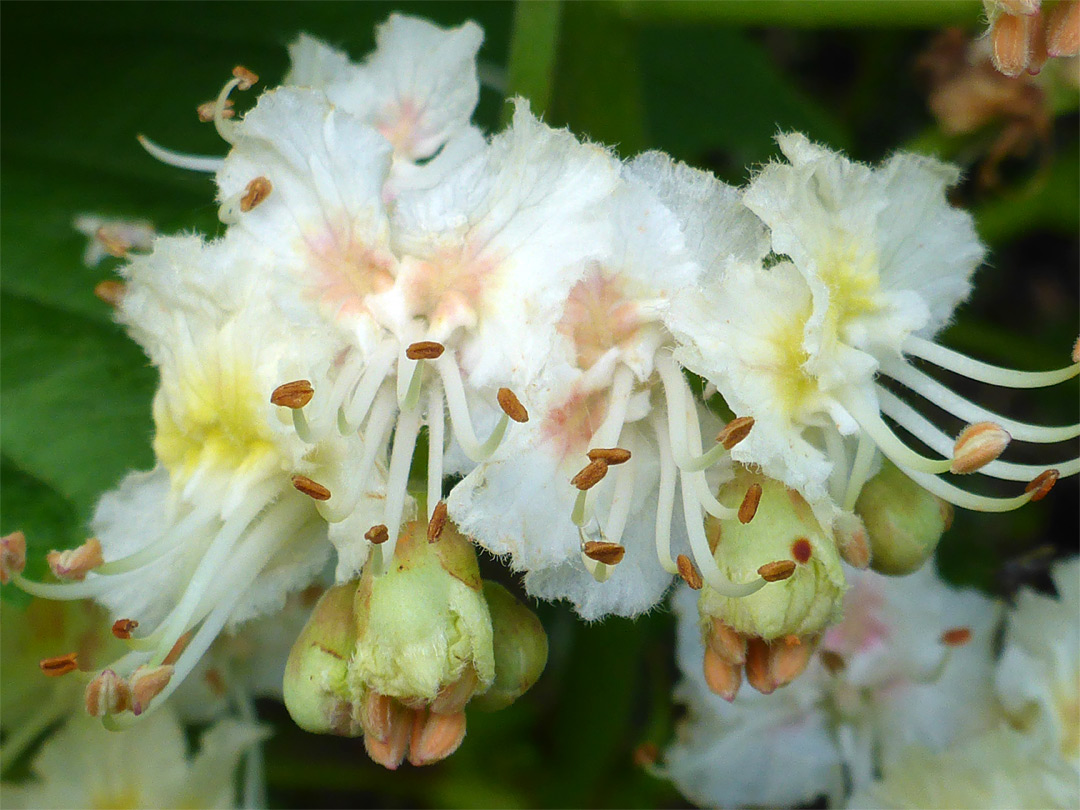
[503,0,563,124]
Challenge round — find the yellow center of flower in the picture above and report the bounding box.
[818,237,882,335]
[770,306,819,421]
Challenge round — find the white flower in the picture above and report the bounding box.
[670,133,1078,528]
[1,707,266,809]
[665,562,1001,807]
[994,556,1080,773]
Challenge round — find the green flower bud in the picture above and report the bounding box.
[470,581,548,712]
[283,583,360,736]
[856,458,952,576]
[700,468,846,641]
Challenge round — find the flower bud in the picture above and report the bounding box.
[700,469,846,642]
[283,583,361,736]
[470,581,549,712]
[856,459,952,576]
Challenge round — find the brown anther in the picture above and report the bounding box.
[738,483,763,524]
[632,742,660,768]
[365,524,390,545]
[0,530,27,584]
[232,65,259,90]
[571,459,608,491]
[951,422,1011,474]
[94,226,131,259]
[1025,469,1059,501]
[791,537,813,564]
[40,652,79,677]
[744,638,776,695]
[820,650,846,675]
[405,340,445,360]
[706,618,747,666]
[292,474,331,501]
[204,668,227,697]
[1047,0,1080,56]
[427,501,448,543]
[408,709,467,767]
[162,632,191,666]
[85,669,131,716]
[587,447,632,465]
[94,280,126,308]
[583,541,625,566]
[757,559,797,582]
[46,538,104,581]
[197,98,235,122]
[702,646,742,701]
[239,176,273,212]
[716,416,755,450]
[130,665,174,715]
[497,388,529,423]
[941,626,973,647]
[271,380,314,409]
[676,554,703,590]
[111,618,139,640]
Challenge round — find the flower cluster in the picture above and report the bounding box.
[2,12,1077,772]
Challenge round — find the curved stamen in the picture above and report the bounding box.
[846,397,953,475]
[427,380,445,518]
[396,347,425,410]
[136,135,225,173]
[823,427,849,503]
[656,354,729,472]
[342,343,398,431]
[433,354,510,462]
[842,435,878,511]
[903,335,1080,388]
[372,404,422,576]
[894,465,1048,512]
[652,415,680,576]
[884,361,1080,443]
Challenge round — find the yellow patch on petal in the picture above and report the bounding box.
[817,236,882,331]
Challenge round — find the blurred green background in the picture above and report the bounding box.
[2,2,1076,807]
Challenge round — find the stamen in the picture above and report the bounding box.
[136,134,225,173]
[847,399,953,475]
[1025,469,1059,501]
[902,335,1080,388]
[656,354,729,472]
[374,404,422,573]
[231,65,259,91]
[757,560,796,582]
[842,435,877,511]
[405,341,445,360]
[342,343,397,430]
[427,501,448,543]
[46,538,103,581]
[902,466,1047,512]
[951,423,1011,474]
[197,98,234,122]
[676,554,703,590]
[291,474,331,501]
[1,530,26,584]
[820,650,846,674]
[496,388,529,423]
[93,280,126,308]
[162,632,192,666]
[587,447,631,464]
[239,177,273,212]
[130,665,174,715]
[716,416,755,450]
[272,380,314,409]
[321,388,395,523]
[571,459,609,491]
[738,484,762,524]
[94,227,130,258]
[633,742,660,769]
[582,541,625,566]
[365,525,390,545]
[434,355,511,462]
[652,416,680,576]
[940,627,973,647]
[427,382,445,518]
[39,652,79,677]
[85,669,130,716]
[112,619,139,640]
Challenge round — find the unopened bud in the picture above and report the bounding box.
[834,512,871,570]
[1047,0,1080,56]
[702,646,742,701]
[470,582,548,712]
[951,422,1010,474]
[856,459,950,576]
[363,701,413,769]
[992,11,1035,76]
[408,709,467,767]
[85,669,131,716]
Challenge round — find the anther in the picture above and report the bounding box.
[587,447,632,465]
[717,416,755,450]
[676,554,703,590]
[85,669,130,716]
[93,280,126,308]
[112,618,139,640]
[198,98,235,122]
[738,483,762,524]
[46,538,103,581]
[292,474,331,501]
[365,524,390,545]
[239,176,272,212]
[951,422,1011,474]
[820,650,846,675]
[1025,469,1059,501]
[272,380,314,409]
[571,459,609,491]
[633,742,660,768]
[130,665,174,715]
[405,341,445,360]
[940,626,973,647]
[1047,0,1080,57]
[231,65,259,91]
[497,388,529,423]
[757,560,797,582]
[583,541,625,566]
[94,227,130,258]
[0,530,27,584]
[39,652,79,677]
[427,501,448,543]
